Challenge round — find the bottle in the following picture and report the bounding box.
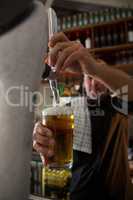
[57,18,61,31]
[89,11,94,24]
[106,27,112,46]
[105,8,111,22]
[121,8,127,19]
[85,30,91,48]
[83,12,88,26]
[62,17,67,30]
[94,11,99,24]
[99,10,104,23]
[115,8,121,20]
[94,30,100,48]
[66,16,72,29]
[127,8,133,17]
[100,28,106,47]
[128,22,133,43]
[119,25,125,44]
[112,26,119,45]
[103,10,107,22]
[72,14,77,27]
[110,8,115,21]
[78,13,83,27]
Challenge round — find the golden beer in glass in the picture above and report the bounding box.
[42,105,74,169]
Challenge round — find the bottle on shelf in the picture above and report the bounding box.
[99,10,104,23]
[128,22,133,43]
[127,8,133,18]
[62,16,67,30]
[89,11,95,24]
[94,29,100,48]
[104,8,111,22]
[119,25,125,44]
[94,11,99,24]
[83,12,88,26]
[109,8,116,21]
[100,28,106,47]
[78,13,83,27]
[115,8,121,20]
[57,18,61,31]
[121,8,127,19]
[112,26,119,45]
[85,30,91,48]
[66,16,72,29]
[72,14,78,27]
[106,26,112,47]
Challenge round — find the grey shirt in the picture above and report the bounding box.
[0,1,48,199]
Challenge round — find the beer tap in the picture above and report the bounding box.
[47,8,60,106]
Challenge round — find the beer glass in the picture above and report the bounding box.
[42,105,74,170]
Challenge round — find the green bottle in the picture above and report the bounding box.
[99,10,104,23]
[72,14,77,27]
[83,12,88,26]
[62,17,67,30]
[121,8,127,18]
[115,8,121,19]
[78,13,83,27]
[100,28,106,47]
[57,18,61,31]
[94,11,99,24]
[127,8,133,17]
[67,16,72,29]
[106,26,112,46]
[89,11,94,24]
[110,8,115,21]
[105,8,111,22]
[94,30,100,48]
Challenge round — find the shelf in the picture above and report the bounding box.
[64,17,133,33]
[90,43,133,54]
[29,195,50,200]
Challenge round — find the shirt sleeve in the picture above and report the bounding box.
[111,97,133,115]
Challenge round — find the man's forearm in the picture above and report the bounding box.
[86,60,133,101]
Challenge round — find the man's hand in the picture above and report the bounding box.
[49,32,69,47]
[46,32,133,101]
[33,122,55,164]
[46,32,98,76]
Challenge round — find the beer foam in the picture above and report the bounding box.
[42,105,72,116]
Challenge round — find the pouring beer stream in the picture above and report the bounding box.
[48,8,60,106]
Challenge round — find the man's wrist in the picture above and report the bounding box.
[80,55,100,78]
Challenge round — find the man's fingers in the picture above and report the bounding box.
[55,43,81,73]
[33,143,54,157]
[62,48,84,71]
[49,32,69,47]
[33,143,48,155]
[48,41,76,67]
[34,122,53,137]
[33,134,55,147]
[33,134,49,146]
